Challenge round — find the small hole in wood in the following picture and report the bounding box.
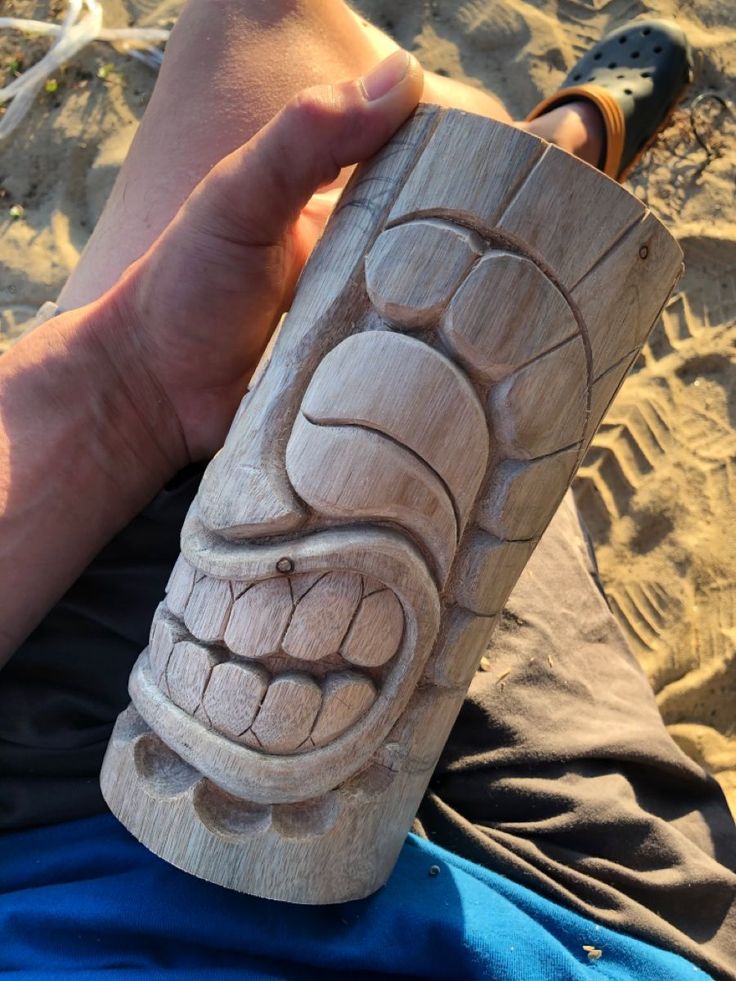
[593,52,602,61]
[624,88,633,95]
[608,62,617,69]
[639,245,649,259]
[631,51,640,59]
[654,45,662,53]
[642,71,652,78]
[619,35,627,44]
[276,557,294,574]
[643,27,652,35]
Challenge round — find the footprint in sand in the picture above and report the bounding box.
[575,234,736,816]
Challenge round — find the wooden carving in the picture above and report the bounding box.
[100,108,682,903]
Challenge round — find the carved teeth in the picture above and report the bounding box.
[250,673,322,753]
[202,662,269,738]
[166,640,217,715]
[225,577,292,657]
[148,607,183,691]
[362,575,386,596]
[290,572,324,603]
[183,575,232,643]
[159,567,407,670]
[165,554,197,618]
[152,567,404,751]
[310,672,377,747]
[282,571,362,661]
[341,589,404,667]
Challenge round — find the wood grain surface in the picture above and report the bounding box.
[101,108,682,903]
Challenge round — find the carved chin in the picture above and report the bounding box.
[145,556,405,755]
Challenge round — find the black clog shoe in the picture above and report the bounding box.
[527,19,693,180]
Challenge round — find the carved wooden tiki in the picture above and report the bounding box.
[101,109,682,903]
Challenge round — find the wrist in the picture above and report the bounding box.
[79,278,191,481]
[0,289,187,659]
[38,288,189,507]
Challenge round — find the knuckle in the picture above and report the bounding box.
[194,162,235,214]
[186,160,252,238]
[288,84,342,133]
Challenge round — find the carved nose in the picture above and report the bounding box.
[195,327,490,587]
[284,330,489,583]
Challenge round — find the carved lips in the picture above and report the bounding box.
[147,556,405,755]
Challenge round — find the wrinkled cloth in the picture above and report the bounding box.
[1,466,734,978]
[0,812,709,980]
[417,497,736,980]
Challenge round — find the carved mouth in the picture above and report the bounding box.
[146,554,405,755]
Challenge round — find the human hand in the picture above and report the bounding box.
[105,49,423,469]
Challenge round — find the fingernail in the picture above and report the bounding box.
[360,50,411,102]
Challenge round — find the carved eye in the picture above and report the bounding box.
[365,219,482,328]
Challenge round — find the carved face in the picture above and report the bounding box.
[102,109,680,901]
[131,207,594,806]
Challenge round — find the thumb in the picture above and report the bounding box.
[184,50,424,246]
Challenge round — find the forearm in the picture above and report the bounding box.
[0,51,425,666]
[0,291,185,665]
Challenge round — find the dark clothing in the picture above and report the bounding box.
[1,470,735,979]
[0,465,201,829]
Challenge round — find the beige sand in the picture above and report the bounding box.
[1,1,734,813]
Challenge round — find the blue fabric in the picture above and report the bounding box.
[0,815,707,980]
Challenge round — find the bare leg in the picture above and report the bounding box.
[59,0,601,310]
[60,0,380,308]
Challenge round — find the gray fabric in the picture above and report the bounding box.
[418,494,736,980]
[1,475,734,977]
